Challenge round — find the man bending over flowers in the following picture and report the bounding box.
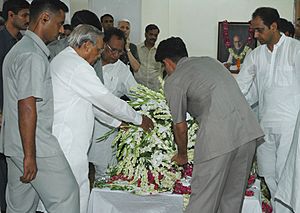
[155,37,264,213]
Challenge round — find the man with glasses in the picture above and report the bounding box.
[51,25,153,213]
[236,7,300,213]
[0,0,30,212]
[88,27,139,180]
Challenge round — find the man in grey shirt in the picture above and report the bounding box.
[155,37,264,213]
[0,1,30,211]
[0,0,79,212]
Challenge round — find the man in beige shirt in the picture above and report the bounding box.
[135,24,163,91]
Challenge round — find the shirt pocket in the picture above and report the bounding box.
[275,65,294,87]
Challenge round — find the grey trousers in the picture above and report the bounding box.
[0,153,7,211]
[185,141,256,213]
[6,154,80,213]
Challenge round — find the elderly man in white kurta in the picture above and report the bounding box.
[50,25,153,213]
[236,8,300,212]
[88,27,137,179]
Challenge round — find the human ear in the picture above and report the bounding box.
[40,12,50,24]
[270,22,277,31]
[8,11,15,19]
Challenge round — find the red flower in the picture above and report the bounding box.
[247,175,256,186]
[245,189,254,197]
[182,163,193,177]
[262,201,273,213]
[147,170,155,184]
[173,180,191,195]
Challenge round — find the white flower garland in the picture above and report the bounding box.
[228,45,251,60]
[95,84,198,195]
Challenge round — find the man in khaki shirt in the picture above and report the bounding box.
[135,24,163,91]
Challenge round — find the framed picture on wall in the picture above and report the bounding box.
[217,21,257,73]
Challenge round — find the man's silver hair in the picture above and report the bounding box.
[68,24,103,48]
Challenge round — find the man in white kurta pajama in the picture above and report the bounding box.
[276,110,300,213]
[88,28,138,179]
[88,60,137,179]
[50,25,153,213]
[236,7,300,213]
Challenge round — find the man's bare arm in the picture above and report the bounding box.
[18,96,37,183]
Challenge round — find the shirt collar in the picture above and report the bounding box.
[176,57,189,68]
[24,30,50,57]
[140,41,157,50]
[274,33,286,48]
[168,57,188,77]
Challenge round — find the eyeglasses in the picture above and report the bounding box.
[106,43,124,55]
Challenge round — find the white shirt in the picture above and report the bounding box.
[103,59,138,97]
[88,60,138,164]
[50,46,142,155]
[236,34,300,123]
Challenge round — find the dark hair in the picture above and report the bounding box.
[63,23,72,31]
[103,27,125,43]
[100,13,114,22]
[71,10,102,30]
[145,24,160,33]
[287,21,295,37]
[2,0,30,21]
[155,37,188,63]
[30,0,68,22]
[278,18,295,37]
[252,7,280,28]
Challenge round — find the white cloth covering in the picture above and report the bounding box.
[50,47,142,213]
[88,59,138,179]
[236,34,300,211]
[87,187,262,213]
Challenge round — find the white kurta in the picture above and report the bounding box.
[50,47,142,213]
[236,34,300,210]
[88,60,138,179]
[276,110,300,213]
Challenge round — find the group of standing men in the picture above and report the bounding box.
[0,0,155,212]
[0,1,300,213]
[156,6,300,213]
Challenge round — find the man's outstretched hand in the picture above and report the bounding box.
[140,115,154,132]
[171,153,188,166]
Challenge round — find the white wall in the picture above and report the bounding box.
[141,0,294,57]
[88,0,141,44]
[70,0,294,57]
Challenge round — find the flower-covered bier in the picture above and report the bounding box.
[94,84,198,195]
